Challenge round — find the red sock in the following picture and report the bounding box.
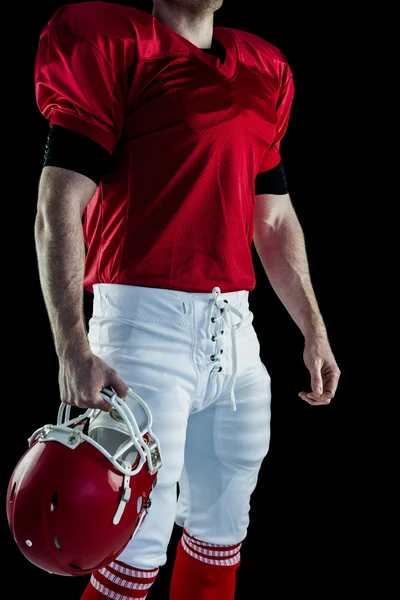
[170,529,241,600]
[80,560,159,599]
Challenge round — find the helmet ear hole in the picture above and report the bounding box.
[9,482,16,501]
[50,493,58,512]
[69,563,82,571]
[54,536,62,551]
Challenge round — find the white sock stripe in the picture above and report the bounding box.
[183,536,241,557]
[108,562,159,578]
[183,532,241,549]
[95,569,153,590]
[90,576,148,600]
[181,537,241,567]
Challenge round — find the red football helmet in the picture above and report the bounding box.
[6,388,162,576]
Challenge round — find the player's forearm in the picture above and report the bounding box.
[34,175,91,359]
[254,207,327,340]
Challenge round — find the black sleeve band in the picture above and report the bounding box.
[255,161,289,195]
[43,125,111,186]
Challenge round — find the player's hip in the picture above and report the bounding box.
[87,282,265,386]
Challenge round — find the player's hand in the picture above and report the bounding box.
[58,350,130,412]
[298,334,341,405]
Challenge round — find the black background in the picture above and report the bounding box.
[3,0,366,598]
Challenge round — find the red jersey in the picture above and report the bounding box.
[35,1,295,293]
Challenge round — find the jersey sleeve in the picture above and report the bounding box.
[34,4,136,154]
[258,61,295,172]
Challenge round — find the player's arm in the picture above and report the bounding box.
[35,166,96,360]
[254,59,340,403]
[35,144,129,411]
[35,125,111,357]
[253,189,340,404]
[254,65,323,336]
[253,189,326,340]
[255,162,326,337]
[34,3,135,408]
[254,164,325,338]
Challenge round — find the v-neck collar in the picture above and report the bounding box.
[153,16,238,80]
[200,37,226,65]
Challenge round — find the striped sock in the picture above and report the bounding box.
[170,529,241,600]
[80,560,159,600]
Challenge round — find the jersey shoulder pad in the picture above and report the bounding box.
[42,1,151,45]
[226,27,291,78]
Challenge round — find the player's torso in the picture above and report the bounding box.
[84,6,283,292]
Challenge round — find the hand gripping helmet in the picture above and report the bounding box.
[6,388,162,576]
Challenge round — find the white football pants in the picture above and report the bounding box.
[87,283,271,570]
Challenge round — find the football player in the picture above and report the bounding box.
[32,1,341,598]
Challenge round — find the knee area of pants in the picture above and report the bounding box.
[217,444,270,472]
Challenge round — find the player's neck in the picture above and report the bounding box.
[151,7,214,49]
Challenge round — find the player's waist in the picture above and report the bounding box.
[91,283,249,321]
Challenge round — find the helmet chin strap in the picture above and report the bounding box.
[113,460,133,525]
[113,450,146,527]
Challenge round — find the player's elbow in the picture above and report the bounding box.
[37,165,97,221]
[254,192,292,234]
[35,166,94,243]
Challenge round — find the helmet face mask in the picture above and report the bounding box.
[6,389,162,576]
